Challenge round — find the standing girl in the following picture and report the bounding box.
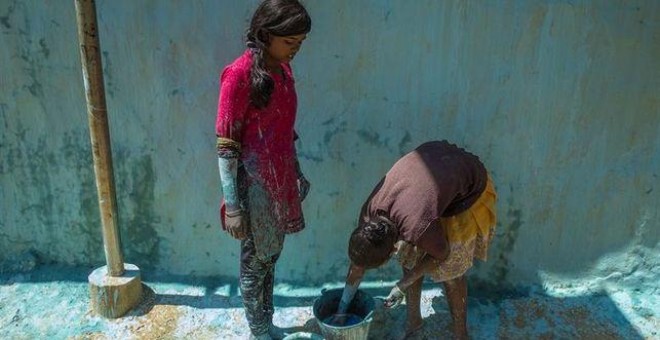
[215,1,311,339]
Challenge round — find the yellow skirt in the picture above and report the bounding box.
[396,175,497,282]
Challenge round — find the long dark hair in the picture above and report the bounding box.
[246,0,311,108]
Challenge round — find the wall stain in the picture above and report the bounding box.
[356,129,389,149]
[38,38,49,58]
[321,118,335,126]
[23,136,55,228]
[0,0,17,29]
[398,131,412,155]
[116,154,162,267]
[321,120,348,161]
[485,184,523,291]
[298,151,323,163]
[8,131,101,267]
[0,103,8,174]
[322,121,347,145]
[62,132,104,264]
[102,51,116,98]
[10,4,44,101]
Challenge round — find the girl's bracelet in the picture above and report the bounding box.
[225,209,243,217]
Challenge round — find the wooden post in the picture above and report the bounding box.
[74,0,124,276]
[75,0,143,318]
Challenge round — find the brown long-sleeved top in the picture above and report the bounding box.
[360,140,487,259]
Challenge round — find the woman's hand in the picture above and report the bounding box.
[326,313,349,326]
[383,284,405,308]
[224,209,248,240]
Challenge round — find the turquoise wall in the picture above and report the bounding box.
[1,1,658,290]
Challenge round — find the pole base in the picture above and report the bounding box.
[89,263,143,318]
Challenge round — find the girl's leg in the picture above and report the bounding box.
[240,236,274,337]
[442,275,468,340]
[403,267,424,335]
[262,253,279,321]
[263,253,287,339]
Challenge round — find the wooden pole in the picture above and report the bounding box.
[74,0,124,277]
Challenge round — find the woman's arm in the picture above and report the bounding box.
[398,220,450,290]
[397,254,437,291]
[337,263,365,314]
[384,224,449,308]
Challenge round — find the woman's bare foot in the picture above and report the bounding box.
[452,326,468,340]
[405,318,424,337]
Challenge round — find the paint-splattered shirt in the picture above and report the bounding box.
[216,50,304,234]
[360,140,487,259]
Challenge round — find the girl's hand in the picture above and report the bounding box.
[383,284,405,308]
[224,209,248,240]
[298,174,310,201]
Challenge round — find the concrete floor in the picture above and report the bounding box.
[0,265,658,339]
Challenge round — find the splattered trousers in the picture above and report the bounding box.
[240,234,282,336]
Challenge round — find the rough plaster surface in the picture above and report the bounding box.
[1,0,659,295]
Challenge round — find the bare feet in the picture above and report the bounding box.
[405,318,424,337]
[452,328,468,340]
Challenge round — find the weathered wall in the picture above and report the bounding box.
[1,0,658,290]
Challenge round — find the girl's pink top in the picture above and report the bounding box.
[215,50,304,233]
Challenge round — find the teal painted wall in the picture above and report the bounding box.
[1,1,658,289]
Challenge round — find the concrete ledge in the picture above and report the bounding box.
[89,263,143,318]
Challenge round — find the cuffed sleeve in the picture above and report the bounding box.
[217,137,242,158]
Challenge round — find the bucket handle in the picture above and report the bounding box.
[362,309,374,323]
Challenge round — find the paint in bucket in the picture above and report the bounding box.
[313,288,374,340]
[322,313,363,327]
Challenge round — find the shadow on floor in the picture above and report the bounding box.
[0,265,649,339]
[367,286,646,340]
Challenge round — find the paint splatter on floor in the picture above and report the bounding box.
[0,265,657,339]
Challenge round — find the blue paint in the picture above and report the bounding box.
[322,313,362,327]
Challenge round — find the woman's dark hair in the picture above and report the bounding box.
[348,217,398,268]
[246,0,311,108]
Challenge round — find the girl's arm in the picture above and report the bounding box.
[218,155,247,240]
[216,66,250,239]
[293,133,310,201]
[217,156,240,212]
